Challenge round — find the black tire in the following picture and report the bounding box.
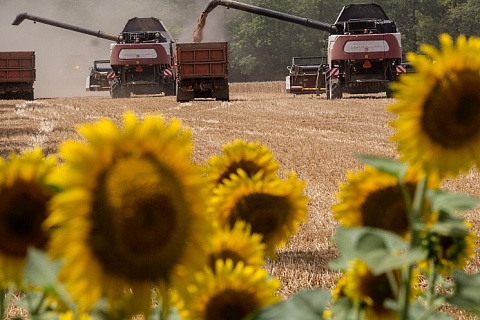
[24,91,34,101]
[176,90,194,102]
[176,82,194,102]
[214,87,230,101]
[110,79,121,98]
[163,79,176,96]
[326,80,343,100]
[110,79,130,98]
[386,84,394,98]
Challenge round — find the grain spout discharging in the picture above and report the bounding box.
[192,12,208,42]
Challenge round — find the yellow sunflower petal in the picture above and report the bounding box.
[206,139,280,189]
[45,112,213,315]
[0,148,57,287]
[340,259,419,320]
[420,218,477,275]
[389,34,480,177]
[333,165,439,238]
[176,260,281,320]
[205,220,266,270]
[208,170,308,257]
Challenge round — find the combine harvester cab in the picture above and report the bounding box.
[12,13,176,99]
[196,1,402,99]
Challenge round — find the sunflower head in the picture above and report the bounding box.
[205,139,279,189]
[0,148,57,287]
[45,112,212,315]
[420,215,477,276]
[206,220,266,270]
[175,259,281,320]
[333,165,439,238]
[340,259,418,320]
[389,34,480,177]
[208,170,308,257]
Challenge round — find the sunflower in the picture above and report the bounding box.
[205,220,266,270]
[389,34,480,178]
[208,170,308,257]
[205,139,279,189]
[45,112,212,315]
[0,148,57,287]
[176,259,281,320]
[420,216,477,276]
[332,165,439,238]
[335,259,418,320]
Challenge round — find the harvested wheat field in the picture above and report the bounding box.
[1,81,479,318]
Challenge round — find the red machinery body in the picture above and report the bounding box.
[327,32,403,97]
[0,51,35,100]
[108,41,175,98]
[175,41,229,102]
[110,43,171,65]
[329,33,402,61]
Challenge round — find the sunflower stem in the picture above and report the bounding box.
[400,174,428,320]
[426,260,438,308]
[31,291,48,317]
[0,289,5,320]
[417,261,439,320]
[159,283,169,320]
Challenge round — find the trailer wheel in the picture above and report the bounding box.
[214,87,230,101]
[176,90,194,102]
[24,91,34,101]
[176,82,195,102]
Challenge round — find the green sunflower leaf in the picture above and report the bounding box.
[429,219,470,238]
[330,296,358,320]
[355,154,407,177]
[407,301,454,320]
[24,247,62,288]
[365,248,426,275]
[245,288,330,320]
[427,190,480,214]
[330,227,406,269]
[23,247,77,314]
[446,271,480,315]
[330,227,423,274]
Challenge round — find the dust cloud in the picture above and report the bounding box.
[0,0,228,98]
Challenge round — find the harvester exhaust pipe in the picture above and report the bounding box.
[12,12,122,43]
[193,0,337,42]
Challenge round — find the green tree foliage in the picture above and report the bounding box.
[226,0,338,81]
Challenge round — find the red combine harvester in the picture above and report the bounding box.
[198,1,403,99]
[12,13,176,98]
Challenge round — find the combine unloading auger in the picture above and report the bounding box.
[12,12,122,42]
[193,0,337,42]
